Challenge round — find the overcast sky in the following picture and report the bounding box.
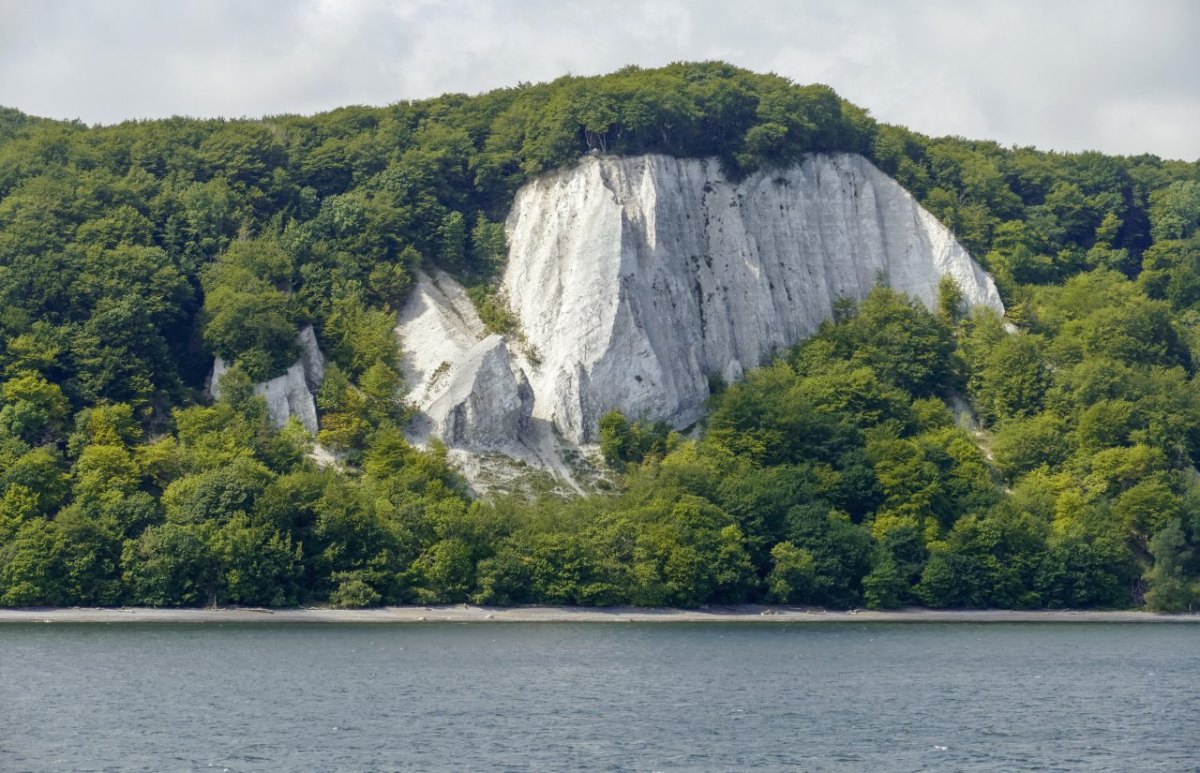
[2,0,1197,160]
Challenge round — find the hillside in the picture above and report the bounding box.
[394,151,1000,492]
[0,63,1198,610]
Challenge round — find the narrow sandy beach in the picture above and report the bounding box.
[1,605,1197,624]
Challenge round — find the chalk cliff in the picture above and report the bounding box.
[396,272,534,451]
[210,325,326,434]
[501,152,1002,443]
[398,152,1003,476]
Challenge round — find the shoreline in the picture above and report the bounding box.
[1,605,1197,624]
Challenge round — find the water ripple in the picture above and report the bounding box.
[1,622,1197,771]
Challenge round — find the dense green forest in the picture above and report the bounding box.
[1,62,1198,610]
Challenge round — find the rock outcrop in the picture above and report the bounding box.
[501,152,1004,442]
[425,336,533,448]
[397,152,1004,484]
[396,272,534,452]
[210,325,325,434]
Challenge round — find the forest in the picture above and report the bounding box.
[0,61,1198,610]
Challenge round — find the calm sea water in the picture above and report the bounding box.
[1,622,1196,772]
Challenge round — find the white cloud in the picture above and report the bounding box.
[0,0,1196,159]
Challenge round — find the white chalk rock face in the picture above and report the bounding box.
[396,272,534,451]
[210,325,326,434]
[502,153,1004,442]
[425,336,533,448]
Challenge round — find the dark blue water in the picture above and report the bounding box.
[0,622,1196,771]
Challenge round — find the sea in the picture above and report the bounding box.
[1,622,1196,771]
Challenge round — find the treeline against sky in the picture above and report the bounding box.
[0,62,1198,608]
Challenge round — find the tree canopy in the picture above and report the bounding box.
[0,61,1198,610]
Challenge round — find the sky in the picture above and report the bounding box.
[1,0,1197,160]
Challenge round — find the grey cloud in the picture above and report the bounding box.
[0,0,1195,160]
